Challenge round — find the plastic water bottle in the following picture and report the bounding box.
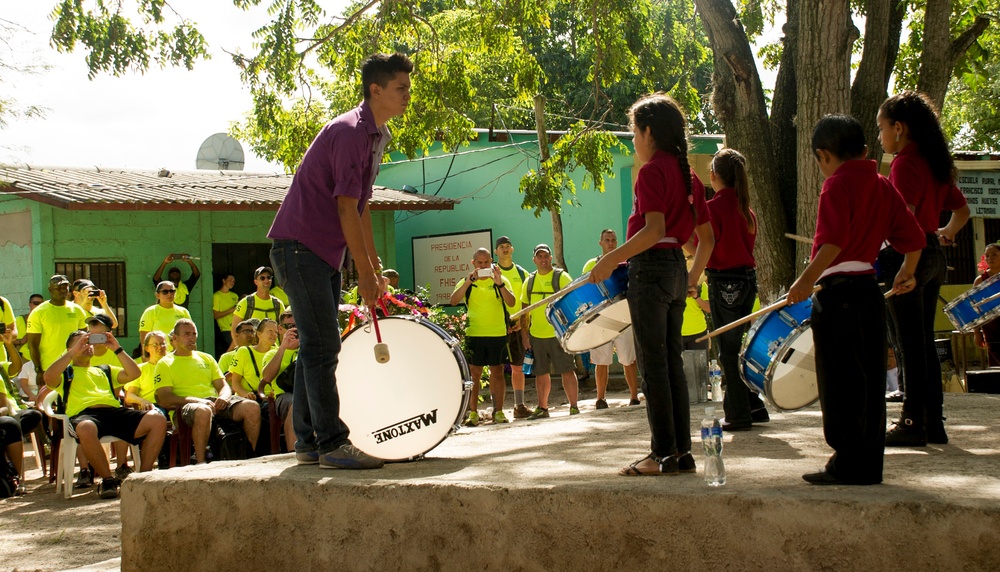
[701,406,726,486]
[709,359,723,402]
[522,349,534,376]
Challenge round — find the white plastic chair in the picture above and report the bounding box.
[39,391,141,499]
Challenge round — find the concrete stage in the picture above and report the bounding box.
[121,393,1000,571]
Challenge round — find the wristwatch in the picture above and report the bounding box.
[114,347,125,355]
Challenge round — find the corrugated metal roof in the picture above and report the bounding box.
[0,165,455,212]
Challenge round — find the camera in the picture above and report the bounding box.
[88,289,101,298]
[88,333,108,345]
[477,267,494,278]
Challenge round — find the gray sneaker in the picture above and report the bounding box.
[115,465,134,480]
[98,477,121,499]
[319,444,384,470]
[74,468,93,489]
[295,450,320,465]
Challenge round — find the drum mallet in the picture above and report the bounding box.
[509,278,589,320]
[370,297,391,364]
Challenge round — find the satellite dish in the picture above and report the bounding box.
[196,133,245,171]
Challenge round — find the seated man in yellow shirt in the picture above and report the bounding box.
[260,309,298,452]
[154,319,261,464]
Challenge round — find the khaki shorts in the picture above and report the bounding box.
[530,335,576,375]
[180,394,249,426]
[589,330,637,366]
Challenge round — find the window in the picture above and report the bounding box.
[54,261,128,336]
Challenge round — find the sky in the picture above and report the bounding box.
[0,1,343,173]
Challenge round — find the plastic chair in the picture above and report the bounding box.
[39,392,141,499]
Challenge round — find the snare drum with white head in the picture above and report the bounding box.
[739,297,818,411]
[546,265,631,353]
[338,316,472,461]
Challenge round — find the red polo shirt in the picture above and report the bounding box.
[627,151,710,248]
[889,143,966,233]
[811,160,924,274]
[706,187,756,270]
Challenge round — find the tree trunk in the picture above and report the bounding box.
[533,94,568,270]
[796,0,856,272]
[851,0,892,162]
[769,0,800,238]
[918,0,990,110]
[695,0,795,302]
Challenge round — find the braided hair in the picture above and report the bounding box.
[711,148,755,234]
[879,91,957,185]
[628,93,693,215]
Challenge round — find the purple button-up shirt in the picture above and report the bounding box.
[268,101,389,269]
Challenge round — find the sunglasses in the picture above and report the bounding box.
[281,323,296,329]
[237,328,255,334]
[257,275,273,281]
[158,289,177,294]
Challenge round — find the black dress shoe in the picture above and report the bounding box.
[803,471,845,485]
[720,419,752,431]
[750,407,770,423]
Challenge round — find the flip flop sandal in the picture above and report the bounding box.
[619,454,667,476]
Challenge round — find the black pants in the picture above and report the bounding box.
[812,274,886,484]
[707,267,765,424]
[879,237,946,426]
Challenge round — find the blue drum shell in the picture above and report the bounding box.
[739,297,813,393]
[548,265,629,339]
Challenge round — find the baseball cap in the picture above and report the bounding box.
[533,244,551,255]
[49,274,70,286]
[86,314,114,329]
[254,266,274,279]
[495,236,512,248]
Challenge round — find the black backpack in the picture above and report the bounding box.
[0,459,18,498]
[274,358,295,394]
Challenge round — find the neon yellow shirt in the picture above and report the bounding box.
[89,348,121,367]
[213,290,240,332]
[681,284,710,337]
[498,264,527,314]
[270,286,289,307]
[153,351,223,400]
[174,282,190,306]
[15,314,31,362]
[233,294,285,323]
[453,276,513,337]
[229,345,269,395]
[59,364,126,418]
[138,304,192,351]
[26,301,88,370]
[262,347,296,397]
[521,270,573,339]
[0,296,14,364]
[218,350,237,375]
[126,361,158,403]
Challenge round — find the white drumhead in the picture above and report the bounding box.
[766,328,819,411]
[561,299,632,353]
[338,318,468,461]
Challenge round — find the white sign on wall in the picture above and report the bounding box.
[960,170,1000,218]
[412,229,493,306]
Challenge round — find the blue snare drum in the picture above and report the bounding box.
[739,297,819,411]
[944,273,1000,332]
[546,265,631,353]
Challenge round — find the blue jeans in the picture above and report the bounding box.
[270,240,349,454]
[627,248,690,458]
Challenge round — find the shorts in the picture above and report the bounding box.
[467,336,509,367]
[530,335,576,375]
[70,407,155,445]
[180,394,249,427]
[590,330,637,366]
[682,332,709,351]
[506,329,526,366]
[275,392,293,422]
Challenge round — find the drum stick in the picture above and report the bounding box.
[509,277,589,320]
[695,285,822,343]
[785,232,814,244]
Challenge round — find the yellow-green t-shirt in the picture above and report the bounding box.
[228,345,269,395]
[89,348,121,367]
[0,296,13,364]
[174,282,190,306]
[497,264,527,314]
[270,286,289,307]
[59,364,126,418]
[453,276,513,337]
[126,361,158,403]
[218,350,237,375]
[233,294,285,324]
[15,313,31,363]
[26,301,88,370]
[138,304,192,351]
[681,283,710,337]
[213,290,240,332]
[153,351,223,400]
[262,347,296,397]
[520,270,573,339]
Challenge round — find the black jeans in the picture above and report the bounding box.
[707,267,764,424]
[627,248,690,458]
[879,237,946,425]
[812,274,886,484]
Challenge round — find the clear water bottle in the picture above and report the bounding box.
[522,349,534,376]
[701,406,726,486]
[709,359,723,402]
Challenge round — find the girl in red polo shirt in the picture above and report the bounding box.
[704,149,769,431]
[788,114,924,485]
[590,93,714,476]
[877,91,970,447]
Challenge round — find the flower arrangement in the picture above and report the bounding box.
[339,285,468,349]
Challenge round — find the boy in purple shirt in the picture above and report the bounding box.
[268,53,412,470]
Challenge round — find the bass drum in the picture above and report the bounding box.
[338,316,472,461]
